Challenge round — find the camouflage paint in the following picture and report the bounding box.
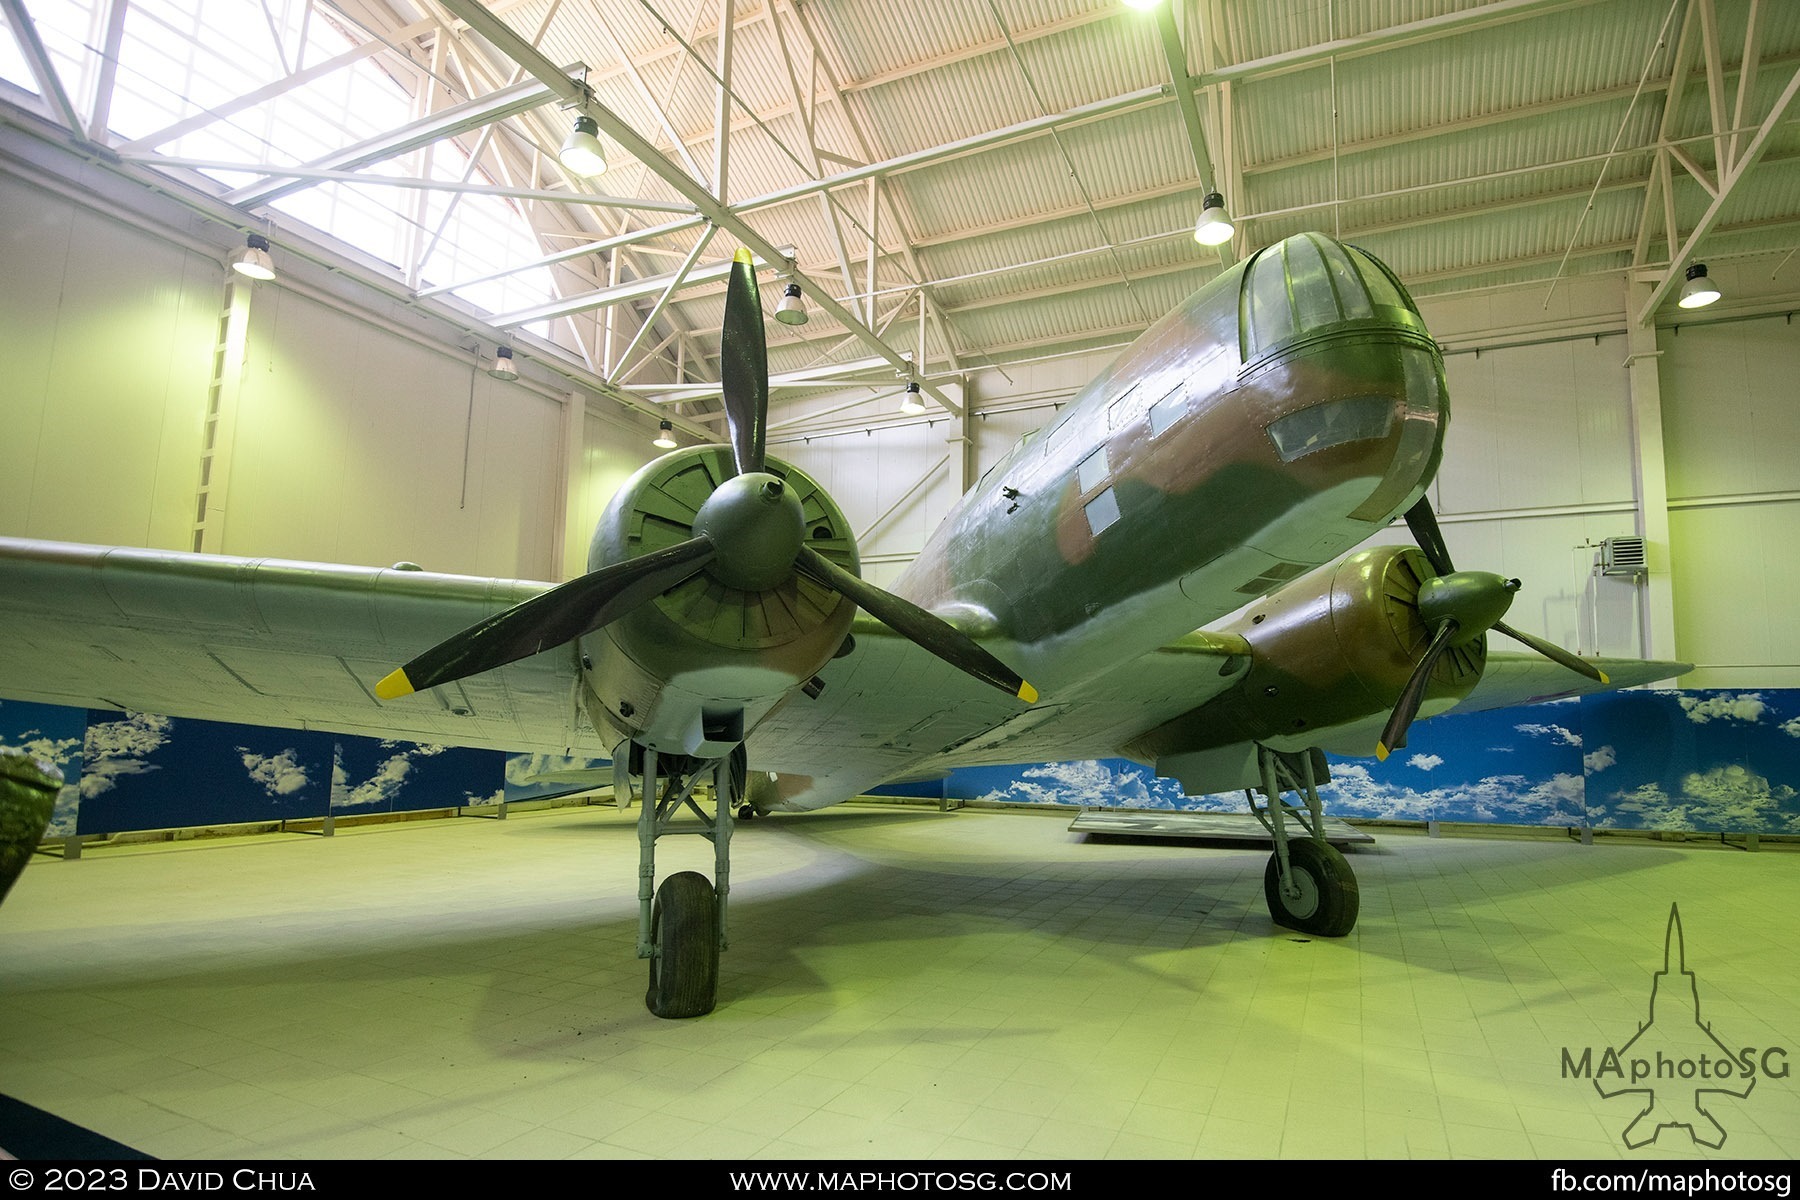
[894,233,1447,694]
[1125,545,1485,771]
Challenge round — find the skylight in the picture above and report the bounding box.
[1,0,556,327]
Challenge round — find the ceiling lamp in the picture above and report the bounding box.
[653,418,678,450]
[486,345,518,381]
[1677,262,1721,310]
[559,115,608,177]
[1193,192,1234,247]
[775,282,808,326]
[1122,0,1162,9]
[231,232,275,280]
[899,381,926,416]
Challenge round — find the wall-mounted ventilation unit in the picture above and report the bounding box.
[1599,536,1648,577]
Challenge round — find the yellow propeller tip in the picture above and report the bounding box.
[1017,681,1038,705]
[1598,670,1611,685]
[375,668,415,701]
[1375,742,1391,762]
[733,247,754,265]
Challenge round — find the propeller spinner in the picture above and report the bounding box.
[1375,497,1607,758]
[377,249,1036,709]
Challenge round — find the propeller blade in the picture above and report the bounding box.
[377,536,717,699]
[1403,496,1456,577]
[1494,620,1610,684]
[794,545,1038,704]
[1377,618,1460,761]
[719,248,768,478]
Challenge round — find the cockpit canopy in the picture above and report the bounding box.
[1239,233,1428,363]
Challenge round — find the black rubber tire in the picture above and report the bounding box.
[645,871,719,1018]
[1264,839,1359,937]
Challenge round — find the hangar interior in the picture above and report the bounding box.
[2,0,1799,1160]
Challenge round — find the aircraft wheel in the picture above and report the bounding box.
[646,871,719,1018]
[1264,840,1359,937]
[736,803,756,821]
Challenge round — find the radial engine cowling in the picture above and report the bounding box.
[1131,545,1486,760]
[580,447,858,757]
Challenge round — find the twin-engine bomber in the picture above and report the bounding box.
[0,234,1685,1018]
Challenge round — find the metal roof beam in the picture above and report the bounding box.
[1204,0,1610,85]
[494,245,782,327]
[126,155,697,212]
[437,0,962,415]
[118,34,396,153]
[222,74,561,207]
[1636,61,1800,321]
[1152,2,1232,266]
[606,223,717,385]
[641,356,893,404]
[0,0,83,136]
[408,82,1167,298]
[1239,46,1800,178]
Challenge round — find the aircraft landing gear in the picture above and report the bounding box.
[1249,744,1359,937]
[618,741,747,1018]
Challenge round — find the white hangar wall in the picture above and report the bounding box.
[0,170,217,551]
[1660,310,1800,688]
[0,156,665,584]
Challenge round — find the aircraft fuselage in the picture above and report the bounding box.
[897,232,1448,693]
[577,232,1450,768]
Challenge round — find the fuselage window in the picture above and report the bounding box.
[1084,487,1121,536]
[1147,384,1185,437]
[1077,446,1109,494]
[1106,381,1141,429]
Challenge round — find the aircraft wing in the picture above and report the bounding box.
[747,621,1251,808]
[0,537,1249,803]
[749,624,1689,808]
[1449,651,1690,714]
[0,537,1690,811]
[0,537,599,755]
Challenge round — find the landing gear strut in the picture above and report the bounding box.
[617,741,747,1018]
[1248,744,1359,937]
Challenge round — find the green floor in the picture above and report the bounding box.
[1,804,1794,1159]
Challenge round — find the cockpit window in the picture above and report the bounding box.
[1240,234,1421,362]
[1323,244,1373,321]
[1266,395,1395,462]
[1244,250,1295,358]
[1346,246,1411,313]
[1285,235,1339,331]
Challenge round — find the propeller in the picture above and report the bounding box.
[375,538,715,699]
[719,247,767,478]
[1375,497,1607,759]
[795,547,1036,703]
[377,248,1036,708]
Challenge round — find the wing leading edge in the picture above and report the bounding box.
[0,537,595,756]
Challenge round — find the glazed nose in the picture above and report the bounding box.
[1240,234,1447,524]
[1240,232,1434,364]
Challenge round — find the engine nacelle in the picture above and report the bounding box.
[1129,544,1485,763]
[579,447,858,758]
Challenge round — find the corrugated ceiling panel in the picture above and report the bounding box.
[335,0,1800,382]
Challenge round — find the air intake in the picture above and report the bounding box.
[1599,536,1647,577]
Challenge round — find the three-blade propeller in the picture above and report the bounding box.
[378,249,1036,708]
[1375,497,1607,758]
